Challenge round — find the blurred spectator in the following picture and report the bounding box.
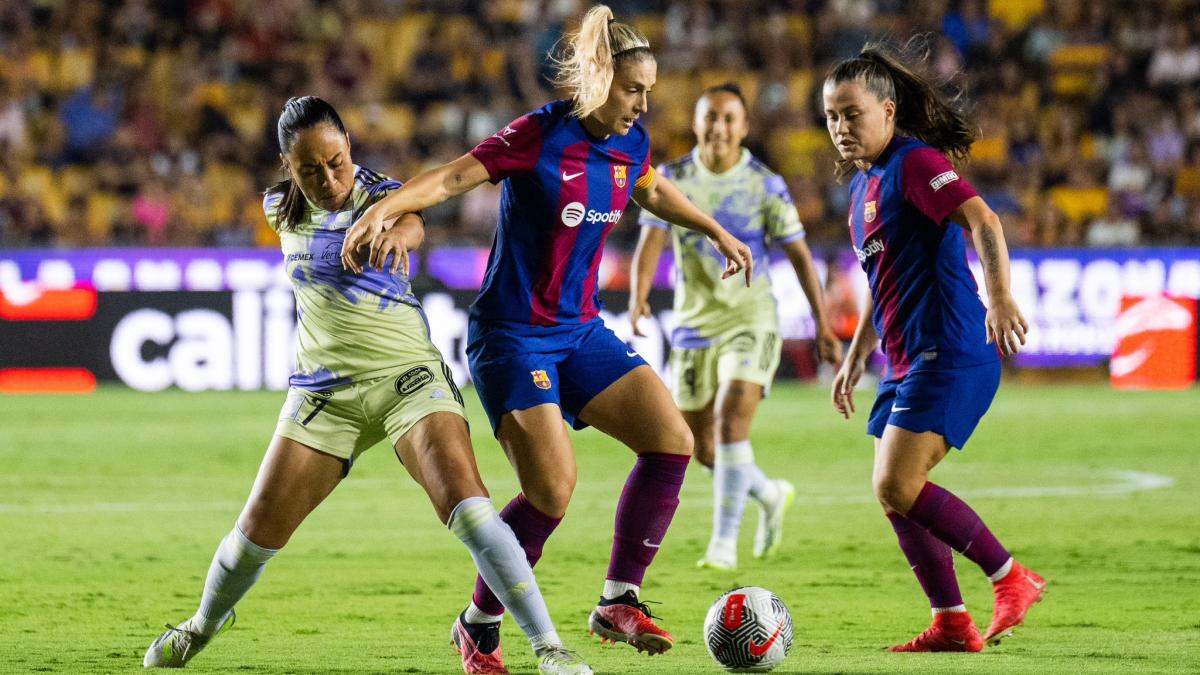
[0,1,1198,250]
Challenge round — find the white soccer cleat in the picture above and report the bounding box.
[143,611,234,668]
[536,645,593,674]
[696,538,737,571]
[753,479,796,559]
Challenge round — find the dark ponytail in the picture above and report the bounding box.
[826,39,975,180]
[265,96,349,231]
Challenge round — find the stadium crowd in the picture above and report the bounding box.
[1,0,1199,250]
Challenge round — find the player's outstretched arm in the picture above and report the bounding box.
[365,212,425,275]
[634,174,753,286]
[782,238,843,366]
[832,291,877,419]
[341,154,490,273]
[953,196,1029,356]
[629,225,668,337]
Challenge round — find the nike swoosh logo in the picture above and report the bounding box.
[1026,575,1046,590]
[891,406,911,412]
[642,539,661,548]
[562,171,584,181]
[748,621,784,657]
[626,351,638,357]
[949,638,967,645]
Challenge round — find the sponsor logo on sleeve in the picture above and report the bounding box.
[491,125,518,147]
[395,365,434,395]
[929,170,959,192]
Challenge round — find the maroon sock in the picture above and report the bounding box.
[905,482,1011,577]
[471,493,561,616]
[887,511,963,608]
[606,453,689,585]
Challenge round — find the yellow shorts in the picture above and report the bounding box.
[669,328,781,411]
[274,360,466,461]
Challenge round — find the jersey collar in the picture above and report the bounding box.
[691,146,750,179]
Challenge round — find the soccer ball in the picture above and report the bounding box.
[703,587,793,672]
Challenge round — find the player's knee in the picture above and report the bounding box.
[661,417,694,457]
[523,475,575,518]
[872,474,918,514]
[237,514,291,551]
[714,413,750,444]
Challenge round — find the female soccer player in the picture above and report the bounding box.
[630,83,843,572]
[341,5,752,668]
[143,97,590,675]
[822,46,1046,652]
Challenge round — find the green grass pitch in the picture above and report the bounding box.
[1,382,1198,674]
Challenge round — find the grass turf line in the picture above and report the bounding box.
[0,383,1197,674]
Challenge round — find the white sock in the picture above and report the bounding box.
[602,580,639,600]
[713,440,764,541]
[463,601,503,625]
[932,604,968,614]
[988,557,1014,583]
[448,497,558,648]
[529,630,563,655]
[191,525,278,636]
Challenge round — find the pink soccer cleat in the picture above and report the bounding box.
[889,611,983,653]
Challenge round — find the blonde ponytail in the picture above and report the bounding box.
[551,5,652,119]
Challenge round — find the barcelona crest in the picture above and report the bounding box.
[864,200,877,223]
[531,369,552,390]
[612,164,627,188]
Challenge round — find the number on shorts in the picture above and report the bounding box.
[301,397,329,426]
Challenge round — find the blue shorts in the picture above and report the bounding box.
[467,319,647,434]
[867,360,1001,450]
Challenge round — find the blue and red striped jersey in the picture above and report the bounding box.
[847,136,999,381]
[468,100,652,326]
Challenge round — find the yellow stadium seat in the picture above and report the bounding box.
[788,71,815,113]
[1049,186,1108,222]
[970,135,1009,166]
[228,103,267,142]
[632,15,666,47]
[86,191,120,240]
[386,14,434,81]
[56,45,96,93]
[1175,166,1200,199]
[57,166,91,196]
[988,0,1044,30]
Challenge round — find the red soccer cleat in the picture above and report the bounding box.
[587,591,674,655]
[984,561,1046,645]
[450,613,509,674]
[889,611,983,653]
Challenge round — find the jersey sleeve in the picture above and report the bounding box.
[469,112,545,183]
[633,145,655,190]
[762,172,805,244]
[900,147,978,226]
[636,163,670,230]
[262,190,284,233]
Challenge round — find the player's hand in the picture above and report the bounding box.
[629,300,652,337]
[368,226,413,276]
[831,355,866,420]
[711,230,753,287]
[341,207,387,274]
[815,326,844,366]
[985,293,1028,357]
